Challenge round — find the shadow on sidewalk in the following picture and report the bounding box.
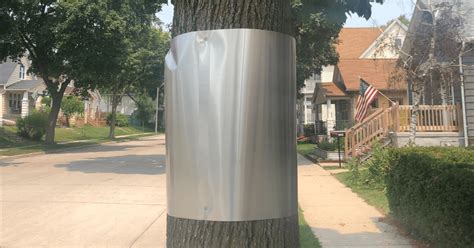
[312,225,413,247]
[55,154,166,175]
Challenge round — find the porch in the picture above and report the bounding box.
[345,104,464,157]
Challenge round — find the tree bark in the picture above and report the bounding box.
[45,81,68,144]
[108,87,119,139]
[172,0,292,37]
[169,1,298,247]
[167,215,299,248]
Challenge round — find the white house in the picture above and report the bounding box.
[0,58,46,126]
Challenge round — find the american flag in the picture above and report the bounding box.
[355,78,379,122]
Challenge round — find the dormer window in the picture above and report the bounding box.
[19,64,25,80]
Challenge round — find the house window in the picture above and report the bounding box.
[19,64,25,80]
[9,93,22,114]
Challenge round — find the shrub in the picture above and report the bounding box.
[303,124,314,137]
[316,138,341,151]
[16,111,49,141]
[386,147,474,247]
[61,96,84,127]
[106,112,129,127]
[41,96,51,107]
[364,143,390,186]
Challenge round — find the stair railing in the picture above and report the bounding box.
[345,105,398,157]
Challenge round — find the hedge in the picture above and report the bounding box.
[387,147,474,247]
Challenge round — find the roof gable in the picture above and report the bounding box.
[0,60,18,85]
[336,28,382,59]
[360,20,408,59]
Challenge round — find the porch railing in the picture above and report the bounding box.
[398,105,461,132]
[344,104,461,157]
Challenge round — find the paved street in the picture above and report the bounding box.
[0,135,167,247]
[1,136,412,247]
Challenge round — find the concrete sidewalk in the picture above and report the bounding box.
[298,154,413,248]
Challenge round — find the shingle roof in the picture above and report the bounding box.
[6,79,44,91]
[318,82,346,97]
[337,59,405,91]
[336,28,382,59]
[0,60,17,85]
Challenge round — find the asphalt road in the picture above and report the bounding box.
[0,135,167,247]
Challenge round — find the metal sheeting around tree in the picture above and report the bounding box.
[165,29,297,221]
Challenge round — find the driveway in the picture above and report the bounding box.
[0,135,167,247]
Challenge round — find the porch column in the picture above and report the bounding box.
[326,98,332,135]
[21,91,29,118]
[0,91,4,127]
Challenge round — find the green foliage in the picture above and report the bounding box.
[297,143,316,156]
[130,94,155,127]
[292,0,384,91]
[303,124,315,137]
[0,0,167,142]
[386,147,474,247]
[41,97,51,107]
[334,171,389,214]
[346,143,390,187]
[299,208,322,248]
[16,111,49,141]
[364,143,390,186]
[317,138,344,151]
[107,113,129,127]
[61,96,84,126]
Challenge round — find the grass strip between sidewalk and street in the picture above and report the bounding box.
[333,171,389,215]
[0,126,156,156]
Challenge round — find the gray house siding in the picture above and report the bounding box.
[462,50,474,144]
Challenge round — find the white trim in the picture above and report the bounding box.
[359,19,409,59]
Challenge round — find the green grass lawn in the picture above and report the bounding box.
[0,125,155,156]
[54,125,152,142]
[297,143,316,156]
[333,171,389,214]
[299,208,322,248]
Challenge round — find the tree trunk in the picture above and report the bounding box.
[169,1,297,247]
[108,89,119,139]
[167,216,299,248]
[409,77,423,144]
[44,82,68,144]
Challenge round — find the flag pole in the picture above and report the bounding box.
[359,76,397,105]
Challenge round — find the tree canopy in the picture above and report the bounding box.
[293,0,384,89]
[0,0,167,142]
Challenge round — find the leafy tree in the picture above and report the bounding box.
[64,0,167,139]
[0,0,166,142]
[61,96,84,127]
[129,93,155,128]
[1,1,74,144]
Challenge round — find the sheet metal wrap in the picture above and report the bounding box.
[165,29,297,221]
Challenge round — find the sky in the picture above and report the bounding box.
[156,0,416,28]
